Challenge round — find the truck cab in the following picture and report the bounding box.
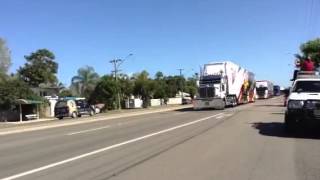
[194,74,227,110]
[284,71,320,131]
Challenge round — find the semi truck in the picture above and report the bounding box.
[255,80,274,99]
[193,61,256,110]
[273,85,281,96]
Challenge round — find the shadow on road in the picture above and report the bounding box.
[174,107,215,112]
[254,104,284,107]
[271,112,285,115]
[251,122,320,140]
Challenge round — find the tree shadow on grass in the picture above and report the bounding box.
[251,122,320,140]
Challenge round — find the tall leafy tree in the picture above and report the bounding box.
[118,73,134,100]
[153,71,167,99]
[295,38,320,65]
[185,77,197,98]
[133,70,155,108]
[89,75,117,109]
[0,38,11,80]
[18,49,58,87]
[0,78,42,110]
[71,66,99,98]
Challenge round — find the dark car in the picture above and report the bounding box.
[75,99,95,117]
[55,98,95,119]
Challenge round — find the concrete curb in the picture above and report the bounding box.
[0,105,192,136]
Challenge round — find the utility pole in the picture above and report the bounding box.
[177,68,184,100]
[110,59,123,110]
[109,54,133,110]
[177,68,184,77]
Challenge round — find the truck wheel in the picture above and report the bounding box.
[77,114,82,118]
[217,101,226,110]
[71,112,77,118]
[58,117,63,120]
[284,114,296,133]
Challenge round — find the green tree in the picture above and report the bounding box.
[165,75,185,97]
[89,75,117,109]
[153,71,168,99]
[155,71,164,80]
[18,49,58,87]
[185,77,197,98]
[58,89,73,98]
[0,38,11,81]
[71,66,99,98]
[296,38,320,65]
[0,78,42,110]
[118,73,134,100]
[133,70,155,108]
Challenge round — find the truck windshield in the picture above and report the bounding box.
[256,87,267,91]
[292,81,320,93]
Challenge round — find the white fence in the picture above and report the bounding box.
[150,99,161,106]
[167,98,182,105]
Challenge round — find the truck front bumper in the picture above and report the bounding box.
[286,108,320,124]
[193,98,225,110]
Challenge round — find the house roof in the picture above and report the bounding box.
[16,99,43,104]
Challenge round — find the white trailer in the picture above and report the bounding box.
[193,61,255,110]
[255,80,274,99]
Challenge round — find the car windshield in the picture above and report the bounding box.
[55,101,67,108]
[292,81,320,93]
[76,100,88,108]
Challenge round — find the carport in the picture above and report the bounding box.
[16,99,42,122]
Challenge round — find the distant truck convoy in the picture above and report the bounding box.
[193,61,256,110]
[255,80,274,99]
[273,85,281,96]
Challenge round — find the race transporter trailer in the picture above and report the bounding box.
[193,61,255,110]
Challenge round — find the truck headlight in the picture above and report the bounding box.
[288,100,304,109]
[305,100,316,109]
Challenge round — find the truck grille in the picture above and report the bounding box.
[199,87,215,98]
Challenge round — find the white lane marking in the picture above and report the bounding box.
[216,115,225,119]
[67,125,110,136]
[224,113,234,117]
[0,106,192,136]
[1,113,224,180]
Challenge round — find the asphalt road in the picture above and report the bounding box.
[1,97,320,180]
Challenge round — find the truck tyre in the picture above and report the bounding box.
[232,96,237,107]
[58,117,63,120]
[71,112,77,118]
[77,114,82,118]
[284,114,296,133]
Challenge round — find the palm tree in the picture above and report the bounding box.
[71,66,99,98]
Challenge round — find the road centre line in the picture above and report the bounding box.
[67,125,111,136]
[216,115,224,119]
[1,113,224,180]
[0,106,192,136]
[69,111,198,136]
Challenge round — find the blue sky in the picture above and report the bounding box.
[1,0,319,86]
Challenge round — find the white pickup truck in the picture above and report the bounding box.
[285,71,320,131]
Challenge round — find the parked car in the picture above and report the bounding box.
[54,98,95,119]
[182,98,192,105]
[75,99,95,117]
